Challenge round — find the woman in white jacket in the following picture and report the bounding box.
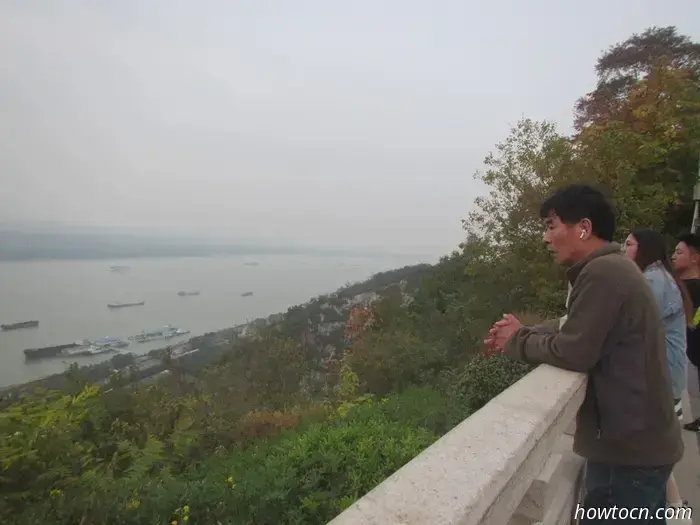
[624,228,693,513]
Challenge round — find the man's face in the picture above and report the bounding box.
[673,241,697,272]
[542,213,581,265]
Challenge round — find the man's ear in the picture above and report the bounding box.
[580,218,593,235]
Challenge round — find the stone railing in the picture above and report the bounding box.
[328,365,587,525]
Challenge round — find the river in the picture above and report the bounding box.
[0,253,428,388]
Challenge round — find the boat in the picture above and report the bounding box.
[24,337,129,361]
[241,292,253,297]
[24,342,79,360]
[128,325,190,343]
[177,291,200,296]
[2,320,39,331]
[243,262,259,267]
[166,328,190,339]
[91,337,130,349]
[107,301,145,309]
[62,345,117,358]
[109,265,130,272]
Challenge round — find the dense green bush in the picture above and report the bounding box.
[448,353,534,412]
[348,328,450,396]
[344,386,471,435]
[11,410,435,525]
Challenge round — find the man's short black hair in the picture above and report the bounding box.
[539,184,616,242]
[678,233,700,253]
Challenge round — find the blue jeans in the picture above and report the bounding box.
[579,461,671,524]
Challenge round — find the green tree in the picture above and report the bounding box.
[348,326,448,395]
[462,119,573,319]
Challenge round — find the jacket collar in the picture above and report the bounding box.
[565,242,622,284]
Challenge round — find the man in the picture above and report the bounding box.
[485,184,683,523]
[672,233,700,432]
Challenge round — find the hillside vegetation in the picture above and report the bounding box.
[1,27,699,525]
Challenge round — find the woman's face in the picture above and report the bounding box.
[624,234,638,261]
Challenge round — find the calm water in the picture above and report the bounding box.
[0,253,425,388]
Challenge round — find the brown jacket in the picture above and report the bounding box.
[505,243,683,467]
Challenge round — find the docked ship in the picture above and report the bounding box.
[107,301,145,309]
[61,346,118,358]
[128,325,190,343]
[177,291,200,296]
[63,337,129,358]
[2,320,39,331]
[89,337,130,349]
[24,337,129,361]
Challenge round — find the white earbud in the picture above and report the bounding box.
[579,230,586,239]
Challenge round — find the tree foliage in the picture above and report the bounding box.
[575,26,700,131]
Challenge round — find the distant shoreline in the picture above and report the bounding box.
[0,229,432,262]
[0,323,250,399]
[0,251,397,262]
[0,246,415,263]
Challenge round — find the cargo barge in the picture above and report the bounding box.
[107,301,145,309]
[2,320,39,331]
[24,337,129,361]
[24,342,79,360]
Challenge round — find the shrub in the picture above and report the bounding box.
[12,417,435,525]
[345,386,471,435]
[223,418,435,524]
[448,353,534,412]
[0,385,113,516]
[234,404,331,445]
[348,329,449,396]
[235,409,302,442]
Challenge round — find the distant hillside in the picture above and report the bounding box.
[267,264,434,367]
[0,229,384,261]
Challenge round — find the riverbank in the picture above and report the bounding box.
[0,263,432,403]
[0,253,424,387]
[0,322,252,404]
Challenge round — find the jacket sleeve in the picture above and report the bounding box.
[530,318,561,333]
[504,263,625,372]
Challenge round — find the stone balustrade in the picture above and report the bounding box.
[328,364,587,525]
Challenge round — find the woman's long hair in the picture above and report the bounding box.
[630,228,693,323]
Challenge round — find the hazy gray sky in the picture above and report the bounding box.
[1,1,698,256]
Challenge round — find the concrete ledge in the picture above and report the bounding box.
[328,365,587,525]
